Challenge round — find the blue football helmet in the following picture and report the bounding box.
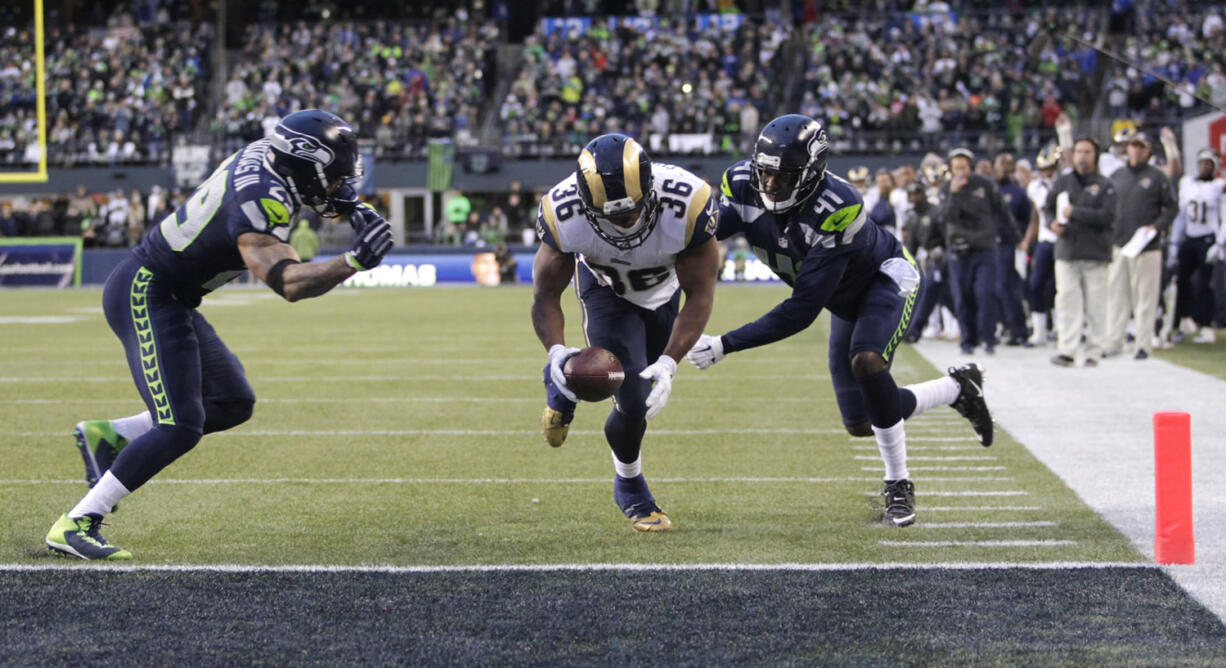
[751,114,829,213]
[574,134,659,250]
[269,109,362,217]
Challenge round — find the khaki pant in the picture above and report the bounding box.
[1055,259,1109,359]
[1106,247,1163,355]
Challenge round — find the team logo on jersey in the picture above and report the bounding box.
[260,198,290,226]
[1087,184,1100,195]
[973,187,985,198]
[1139,177,1152,189]
[271,127,335,166]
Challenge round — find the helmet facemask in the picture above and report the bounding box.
[752,153,823,214]
[583,185,660,251]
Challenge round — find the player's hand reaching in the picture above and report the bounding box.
[547,344,581,402]
[1207,244,1226,264]
[639,355,677,420]
[343,205,393,271]
[686,334,725,370]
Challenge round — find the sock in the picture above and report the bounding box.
[1031,312,1047,337]
[111,411,153,441]
[68,471,131,518]
[604,408,647,468]
[872,419,909,481]
[902,377,960,418]
[612,453,642,479]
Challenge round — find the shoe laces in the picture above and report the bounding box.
[75,516,110,547]
[883,480,913,507]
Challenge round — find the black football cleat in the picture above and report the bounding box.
[948,363,993,447]
[881,479,916,527]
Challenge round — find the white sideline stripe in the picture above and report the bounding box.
[0,561,1152,574]
[880,540,1077,547]
[11,428,853,438]
[918,521,1058,529]
[921,506,1044,512]
[0,476,1020,485]
[853,455,997,461]
[863,466,1007,472]
[865,491,1030,497]
[894,437,979,443]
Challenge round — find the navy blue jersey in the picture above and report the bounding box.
[997,179,1030,245]
[717,159,907,352]
[133,139,297,306]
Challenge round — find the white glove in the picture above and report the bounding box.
[686,333,725,370]
[1206,244,1226,264]
[639,355,677,420]
[547,344,581,402]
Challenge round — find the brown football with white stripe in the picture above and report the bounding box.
[563,347,625,402]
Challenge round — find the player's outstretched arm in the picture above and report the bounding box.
[663,236,721,362]
[530,242,576,350]
[239,233,354,302]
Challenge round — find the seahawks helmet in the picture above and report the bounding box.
[269,109,362,217]
[575,134,659,250]
[751,114,829,213]
[1035,143,1062,171]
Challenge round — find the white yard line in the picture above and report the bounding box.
[879,540,1077,547]
[0,561,1149,573]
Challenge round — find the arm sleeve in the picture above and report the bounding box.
[720,248,849,353]
[535,201,562,251]
[684,182,718,250]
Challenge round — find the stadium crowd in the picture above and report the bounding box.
[6,2,1225,165]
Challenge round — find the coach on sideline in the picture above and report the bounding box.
[1045,137,1117,367]
[1105,131,1177,360]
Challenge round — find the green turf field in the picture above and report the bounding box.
[1,285,1141,566]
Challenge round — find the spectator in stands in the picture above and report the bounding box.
[1106,132,1177,360]
[0,201,15,237]
[936,147,1006,355]
[993,152,1031,346]
[126,189,147,247]
[494,241,517,285]
[443,190,472,246]
[1045,138,1117,367]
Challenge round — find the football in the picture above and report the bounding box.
[563,347,625,402]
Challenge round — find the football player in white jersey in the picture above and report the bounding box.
[1175,148,1226,343]
[530,134,720,531]
[1024,143,1063,345]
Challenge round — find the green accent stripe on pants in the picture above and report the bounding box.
[882,247,921,363]
[130,267,176,425]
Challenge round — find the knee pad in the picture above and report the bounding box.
[849,351,887,380]
[202,398,255,434]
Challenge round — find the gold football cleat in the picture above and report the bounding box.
[629,510,673,532]
[542,406,571,448]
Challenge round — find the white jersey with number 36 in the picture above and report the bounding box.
[536,163,716,310]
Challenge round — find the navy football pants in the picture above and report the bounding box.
[100,256,255,491]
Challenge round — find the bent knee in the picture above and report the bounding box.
[202,398,255,434]
[845,421,874,438]
[849,351,887,379]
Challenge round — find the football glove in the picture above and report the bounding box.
[547,344,580,403]
[639,355,677,420]
[686,334,725,370]
[343,207,393,271]
[1206,244,1226,264]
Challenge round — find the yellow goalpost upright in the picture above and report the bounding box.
[0,0,47,183]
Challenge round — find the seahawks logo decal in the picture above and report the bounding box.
[271,127,336,165]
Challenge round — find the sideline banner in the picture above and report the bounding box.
[0,237,82,287]
[316,252,785,287]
